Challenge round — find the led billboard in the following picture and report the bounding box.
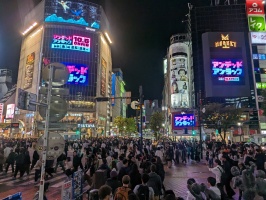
[63,63,89,85]
[51,34,90,52]
[42,25,99,97]
[173,113,196,128]
[45,0,100,29]
[202,32,251,97]
[211,59,244,85]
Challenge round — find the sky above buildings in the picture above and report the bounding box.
[0,0,199,101]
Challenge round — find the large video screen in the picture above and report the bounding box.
[63,63,89,85]
[173,114,196,128]
[211,59,244,85]
[45,0,101,29]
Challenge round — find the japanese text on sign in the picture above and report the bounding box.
[246,0,265,15]
[51,34,91,52]
[64,63,89,85]
[174,114,195,127]
[212,60,243,82]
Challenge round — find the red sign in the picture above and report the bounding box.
[246,0,265,15]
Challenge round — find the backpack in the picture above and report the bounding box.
[137,185,150,200]
[114,186,131,200]
[16,154,25,165]
[217,166,228,185]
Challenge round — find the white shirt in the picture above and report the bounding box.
[209,166,223,184]
[4,147,11,158]
[155,150,163,161]
[209,186,221,198]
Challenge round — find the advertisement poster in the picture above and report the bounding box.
[45,0,100,29]
[0,103,3,122]
[24,52,35,89]
[170,56,189,108]
[61,181,72,200]
[6,104,15,119]
[63,63,89,85]
[72,171,82,200]
[101,58,107,96]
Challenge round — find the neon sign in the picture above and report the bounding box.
[174,114,196,127]
[211,59,244,84]
[214,34,236,48]
[63,63,89,85]
[51,35,91,52]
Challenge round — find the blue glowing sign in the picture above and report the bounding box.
[63,63,89,85]
[45,0,100,29]
[51,34,90,52]
[173,114,196,128]
[211,59,244,85]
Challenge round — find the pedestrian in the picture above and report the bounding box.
[5,148,16,173]
[33,157,42,183]
[13,149,25,179]
[105,170,122,194]
[31,147,39,170]
[129,163,142,190]
[114,175,133,200]
[208,159,223,184]
[133,173,155,200]
[147,165,162,200]
[22,150,31,176]
[55,152,66,173]
[0,149,4,172]
[99,185,113,200]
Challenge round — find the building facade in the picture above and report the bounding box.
[191,2,260,141]
[15,0,112,138]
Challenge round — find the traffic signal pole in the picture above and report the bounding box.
[38,65,53,200]
[139,86,143,154]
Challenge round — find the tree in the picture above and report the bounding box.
[201,103,243,141]
[150,112,164,140]
[113,116,125,135]
[124,118,137,135]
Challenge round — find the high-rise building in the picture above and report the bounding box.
[162,33,195,138]
[15,0,113,138]
[191,2,259,140]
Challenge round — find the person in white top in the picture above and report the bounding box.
[208,159,223,184]
[155,147,163,161]
[186,178,207,200]
[207,177,221,198]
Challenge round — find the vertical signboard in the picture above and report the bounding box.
[72,171,82,200]
[169,43,190,109]
[101,58,107,96]
[246,0,266,32]
[24,52,35,89]
[6,104,15,119]
[0,103,3,123]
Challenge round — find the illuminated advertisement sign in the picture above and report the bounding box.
[169,43,190,109]
[248,15,266,32]
[45,0,100,29]
[256,82,266,89]
[24,52,35,90]
[214,34,237,49]
[246,0,265,15]
[173,114,196,128]
[250,32,266,44]
[0,103,3,122]
[101,58,107,96]
[63,63,89,85]
[6,104,15,119]
[211,59,244,85]
[202,32,250,98]
[51,34,91,52]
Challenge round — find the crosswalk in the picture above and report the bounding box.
[0,168,90,191]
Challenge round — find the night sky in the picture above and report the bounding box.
[0,0,193,102]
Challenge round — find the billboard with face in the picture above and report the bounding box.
[202,32,251,97]
[169,43,190,109]
[45,0,101,29]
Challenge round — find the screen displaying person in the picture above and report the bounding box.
[178,69,188,81]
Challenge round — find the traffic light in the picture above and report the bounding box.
[215,129,219,135]
[76,130,81,135]
[192,130,196,136]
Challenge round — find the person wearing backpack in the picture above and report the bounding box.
[133,173,155,200]
[147,165,162,200]
[114,175,133,200]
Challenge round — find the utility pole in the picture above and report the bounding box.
[198,90,203,159]
[139,86,143,154]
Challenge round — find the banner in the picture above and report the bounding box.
[24,52,35,89]
[72,171,82,200]
[61,181,72,200]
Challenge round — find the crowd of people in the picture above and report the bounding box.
[0,138,266,200]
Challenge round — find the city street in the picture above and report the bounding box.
[0,161,217,200]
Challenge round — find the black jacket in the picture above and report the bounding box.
[105,178,122,194]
